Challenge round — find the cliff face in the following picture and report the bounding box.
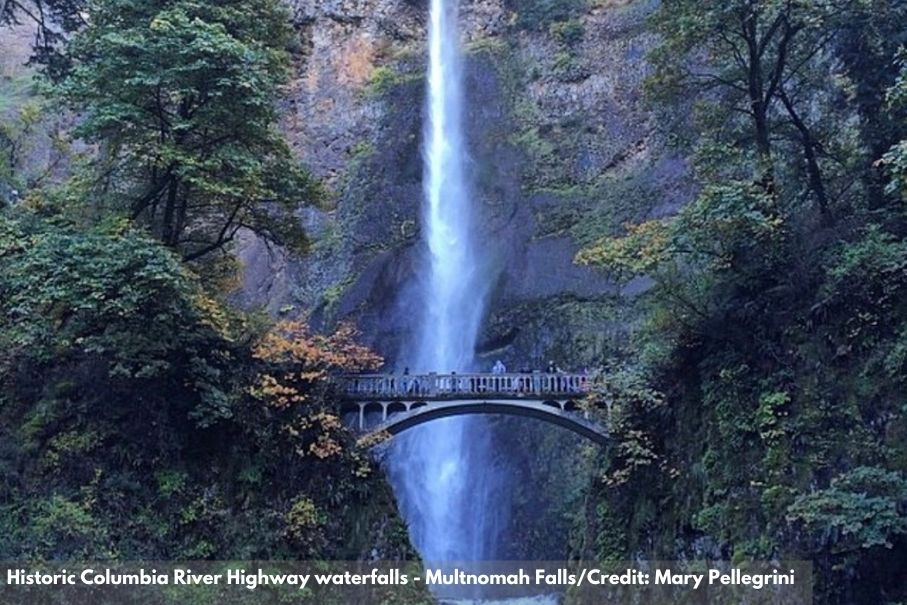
[239,0,693,370]
[0,22,74,200]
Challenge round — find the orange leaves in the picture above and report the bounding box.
[282,414,345,460]
[251,320,382,409]
[304,414,344,460]
[254,374,306,408]
[309,435,343,459]
[251,321,380,464]
[356,430,391,450]
[253,320,382,375]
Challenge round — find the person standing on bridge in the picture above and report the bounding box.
[546,360,563,392]
[492,360,506,375]
[403,367,418,394]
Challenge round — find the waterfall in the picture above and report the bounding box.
[388,0,506,565]
[384,4,560,603]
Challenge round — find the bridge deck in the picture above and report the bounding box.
[336,372,589,401]
[335,372,606,445]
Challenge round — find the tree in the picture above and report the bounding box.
[0,211,416,562]
[0,0,85,77]
[882,50,907,201]
[648,0,906,220]
[0,211,241,427]
[575,5,907,598]
[245,321,388,556]
[59,0,321,261]
[788,467,907,552]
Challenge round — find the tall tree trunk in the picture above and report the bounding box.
[161,178,179,247]
[174,183,188,247]
[742,9,776,189]
[779,87,832,221]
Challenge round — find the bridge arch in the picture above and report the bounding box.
[362,399,607,446]
[362,402,384,426]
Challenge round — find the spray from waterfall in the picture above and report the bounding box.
[388,0,507,564]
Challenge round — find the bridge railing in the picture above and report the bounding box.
[335,372,590,399]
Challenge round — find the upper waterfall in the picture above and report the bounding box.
[415,0,484,373]
[387,0,508,567]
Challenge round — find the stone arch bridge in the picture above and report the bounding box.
[335,373,608,445]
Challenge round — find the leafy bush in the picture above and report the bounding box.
[0,213,239,426]
[0,211,410,561]
[549,19,584,46]
[788,468,907,551]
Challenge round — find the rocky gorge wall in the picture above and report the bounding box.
[239,0,694,372]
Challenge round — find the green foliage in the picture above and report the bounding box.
[788,467,907,551]
[884,139,907,200]
[0,212,238,425]
[646,0,907,218]
[552,50,588,83]
[574,3,907,602]
[0,0,424,573]
[0,74,55,194]
[549,19,584,46]
[365,66,420,97]
[465,35,509,56]
[882,51,907,201]
[59,0,321,260]
[0,210,412,561]
[577,180,783,282]
[584,364,666,488]
[30,495,111,558]
[285,496,326,554]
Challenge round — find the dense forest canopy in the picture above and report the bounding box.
[0,212,411,560]
[576,0,907,602]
